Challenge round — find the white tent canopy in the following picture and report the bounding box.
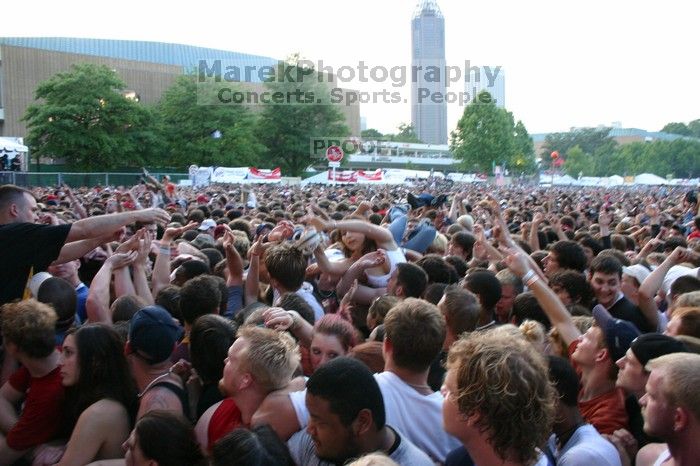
[0,138,28,153]
[634,173,668,185]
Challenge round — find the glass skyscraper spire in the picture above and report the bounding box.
[411,0,447,144]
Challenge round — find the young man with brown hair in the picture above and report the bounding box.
[0,300,64,464]
[443,330,556,466]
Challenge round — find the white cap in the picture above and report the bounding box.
[661,265,696,296]
[28,272,53,297]
[198,219,216,231]
[622,264,651,286]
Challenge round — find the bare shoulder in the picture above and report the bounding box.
[636,443,668,466]
[85,399,129,417]
[140,385,181,413]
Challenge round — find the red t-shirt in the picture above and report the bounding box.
[207,398,243,452]
[7,366,65,450]
[568,340,629,435]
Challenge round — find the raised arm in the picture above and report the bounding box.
[335,250,385,297]
[529,212,544,252]
[312,244,350,277]
[263,308,314,349]
[132,231,155,305]
[222,230,243,287]
[639,247,694,303]
[304,211,396,250]
[505,250,581,346]
[86,251,137,324]
[151,222,198,296]
[66,208,170,243]
[63,184,87,220]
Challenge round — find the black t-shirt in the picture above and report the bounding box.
[606,296,654,333]
[0,222,71,305]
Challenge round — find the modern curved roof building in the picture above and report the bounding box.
[0,37,360,137]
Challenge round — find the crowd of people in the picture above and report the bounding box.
[0,175,698,466]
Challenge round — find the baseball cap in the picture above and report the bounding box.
[199,219,216,231]
[622,264,651,286]
[630,333,687,367]
[128,306,183,364]
[28,272,53,297]
[191,233,216,250]
[592,304,641,362]
[661,265,696,296]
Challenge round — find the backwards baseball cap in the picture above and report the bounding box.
[622,264,651,286]
[128,305,182,364]
[592,304,642,362]
[630,333,687,367]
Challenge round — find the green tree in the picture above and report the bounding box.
[661,122,691,136]
[23,63,163,170]
[390,123,423,143]
[512,120,537,174]
[563,145,593,177]
[256,58,349,176]
[687,119,700,138]
[361,128,383,139]
[450,91,534,174]
[156,75,263,169]
[540,127,616,170]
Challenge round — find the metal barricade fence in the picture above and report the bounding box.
[0,172,189,188]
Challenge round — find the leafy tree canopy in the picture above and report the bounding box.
[256,56,349,176]
[156,75,263,169]
[23,63,163,170]
[450,91,535,174]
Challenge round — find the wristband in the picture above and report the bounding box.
[522,269,536,284]
[526,275,540,288]
[158,246,171,256]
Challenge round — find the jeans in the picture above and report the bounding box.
[388,215,436,254]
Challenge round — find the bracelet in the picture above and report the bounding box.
[287,311,297,330]
[522,269,536,284]
[331,221,338,230]
[526,275,540,288]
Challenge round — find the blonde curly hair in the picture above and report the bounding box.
[1,299,57,358]
[447,330,556,465]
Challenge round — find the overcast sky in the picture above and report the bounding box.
[5,0,699,136]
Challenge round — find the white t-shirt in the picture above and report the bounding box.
[548,424,622,466]
[287,427,433,466]
[289,371,460,463]
[273,282,325,322]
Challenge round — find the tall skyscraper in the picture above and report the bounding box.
[466,66,505,108]
[411,0,447,144]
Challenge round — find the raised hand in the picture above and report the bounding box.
[359,249,387,269]
[263,307,295,331]
[162,221,198,242]
[115,229,144,254]
[134,207,171,226]
[106,250,138,270]
[504,249,530,278]
[268,220,294,242]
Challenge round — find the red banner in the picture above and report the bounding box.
[249,167,281,179]
[327,169,357,182]
[357,169,383,181]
